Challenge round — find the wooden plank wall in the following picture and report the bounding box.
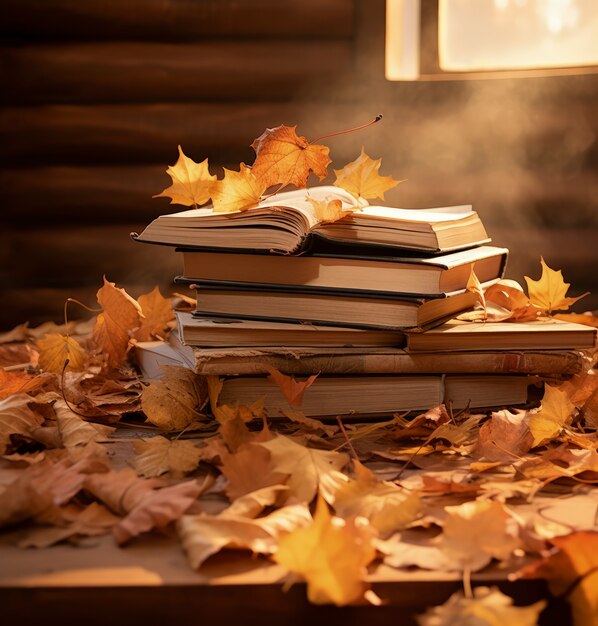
[1,0,597,328]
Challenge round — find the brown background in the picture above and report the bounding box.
[1,0,597,329]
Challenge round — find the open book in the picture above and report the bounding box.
[135,186,490,254]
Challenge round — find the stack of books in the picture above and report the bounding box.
[135,186,596,418]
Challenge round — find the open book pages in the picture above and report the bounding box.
[135,185,488,253]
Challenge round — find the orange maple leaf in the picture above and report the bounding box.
[211,164,266,213]
[132,286,174,342]
[265,366,318,407]
[92,278,142,369]
[153,145,216,207]
[333,148,401,200]
[36,333,88,373]
[524,258,588,314]
[250,125,331,189]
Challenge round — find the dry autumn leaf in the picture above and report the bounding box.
[437,500,521,572]
[307,197,353,224]
[525,258,588,313]
[132,286,175,342]
[333,148,401,200]
[0,370,46,401]
[527,385,575,447]
[484,280,543,322]
[211,164,266,213]
[153,145,216,207]
[250,124,331,189]
[141,365,209,430]
[475,409,533,462]
[265,367,318,408]
[517,531,598,626]
[53,399,115,448]
[93,278,142,369]
[133,435,202,478]
[275,495,376,606]
[0,394,44,454]
[466,267,486,313]
[258,434,349,503]
[36,333,88,373]
[416,586,546,626]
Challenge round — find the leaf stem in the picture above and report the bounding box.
[311,114,383,144]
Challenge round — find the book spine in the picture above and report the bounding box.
[192,350,583,377]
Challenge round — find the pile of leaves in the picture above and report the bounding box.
[0,265,597,625]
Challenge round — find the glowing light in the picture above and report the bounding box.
[385,0,421,80]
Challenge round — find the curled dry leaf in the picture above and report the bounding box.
[132,286,175,342]
[36,333,88,373]
[0,393,44,454]
[178,502,311,569]
[275,495,376,606]
[484,280,543,322]
[133,435,202,478]
[141,365,209,430]
[219,484,289,519]
[250,124,331,189]
[307,197,353,224]
[517,531,598,626]
[527,385,575,447]
[466,267,486,313]
[265,367,318,408]
[475,409,533,462]
[53,399,115,448]
[519,446,598,481]
[333,460,421,535]
[92,278,143,369]
[153,145,216,207]
[258,434,349,503]
[211,164,266,213]
[333,148,400,200]
[524,258,588,314]
[416,586,546,626]
[437,500,521,572]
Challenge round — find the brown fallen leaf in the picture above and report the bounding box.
[211,164,266,213]
[153,145,216,207]
[0,394,44,454]
[0,342,39,369]
[132,286,175,342]
[525,258,588,314]
[517,531,598,626]
[416,586,546,626]
[219,443,288,500]
[275,495,377,606]
[219,484,289,519]
[420,475,482,495]
[265,367,318,408]
[141,365,209,430]
[19,502,120,549]
[92,278,143,369]
[519,446,598,481]
[250,124,331,189]
[258,434,349,503]
[333,148,401,200]
[36,333,88,373]
[0,370,47,400]
[333,460,421,534]
[281,409,337,438]
[484,280,543,323]
[178,502,311,569]
[437,500,521,572]
[54,399,115,448]
[133,436,202,478]
[475,409,533,462]
[527,385,575,447]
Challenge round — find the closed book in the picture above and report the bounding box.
[134,185,490,254]
[218,374,535,417]
[176,311,405,348]
[406,319,597,352]
[180,246,507,298]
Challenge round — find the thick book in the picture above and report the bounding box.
[189,284,483,331]
[175,311,405,348]
[134,186,490,254]
[181,246,508,297]
[406,319,597,352]
[135,338,583,379]
[218,374,535,416]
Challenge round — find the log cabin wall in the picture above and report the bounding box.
[0,0,596,328]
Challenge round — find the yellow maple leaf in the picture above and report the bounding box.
[527,385,575,447]
[153,145,216,207]
[211,164,266,213]
[37,333,88,373]
[333,148,401,200]
[307,197,354,224]
[92,278,143,369]
[275,495,377,606]
[132,286,175,342]
[524,258,588,313]
[250,124,331,189]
